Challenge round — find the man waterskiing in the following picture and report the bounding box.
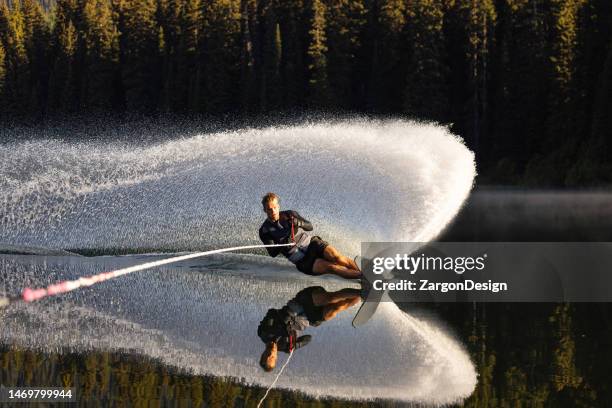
[259,192,362,280]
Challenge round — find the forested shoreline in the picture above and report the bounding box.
[0,0,611,186]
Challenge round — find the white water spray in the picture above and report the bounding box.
[0,119,475,254]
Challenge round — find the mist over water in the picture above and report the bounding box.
[1,119,475,255]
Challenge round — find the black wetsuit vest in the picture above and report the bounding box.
[257,288,321,352]
[259,210,314,263]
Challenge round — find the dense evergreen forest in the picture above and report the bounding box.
[0,0,611,186]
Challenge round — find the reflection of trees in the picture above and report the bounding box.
[550,304,582,392]
[429,302,611,407]
[0,347,376,407]
[3,302,611,406]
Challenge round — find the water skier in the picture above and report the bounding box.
[259,192,362,280]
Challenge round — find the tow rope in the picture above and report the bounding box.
[1,241,300,406]
[0,243,294,308]
[257,349,294,408]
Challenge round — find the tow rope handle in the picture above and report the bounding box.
[290,218,295,243]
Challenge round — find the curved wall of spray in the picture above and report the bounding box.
[0,119,476,254]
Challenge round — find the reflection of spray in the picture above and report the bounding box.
[0,254,477,404]
[398,311,477,394]
[1,119,475,253]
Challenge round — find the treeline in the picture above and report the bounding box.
[0,0,611,186]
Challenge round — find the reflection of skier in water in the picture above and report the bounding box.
[258,286,361,372]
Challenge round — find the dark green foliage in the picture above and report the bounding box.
[276,0,307,107]
[199,0,241,113]
[80,0,119,110]
[0,28,5,107]
[237,0,256,111]
[22,0,50,113]
[365,0,407,111]
[445,0,496,155]
[0,1,31,114]
[255,3,283,111]
[47,0,78,112]
[403,0,448,121]
[326,0,366,109]
[0,0,611,186]
[0,39,4,88]
[306,0,330,107]
[114,0,160,112]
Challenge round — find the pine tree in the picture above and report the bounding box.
[366,0,407,111]
[0,1,31,114]
[569,38,612,185]
[80,0,119,110]
[270,22,282,104]
[306,0,330,108]
[276,0,305,108]
[52,19,78,111]
[403,0,448,122]
[570,0,599,154]
[200,0,242,113]
[48,0,79,112]
[113,0,160,112]
[520,0,587,185]
[326,0,366,108]
[21,0,50,114]
[156,0,183,112]
[238,0,256,111]
[590,40,612,169]
[259,16,284,111]
[446,0,496,154]
[177,0,202,111]
[259,4,283,112]
[0,8,6,111]
[488,0,548,182]
[0,40,5,108]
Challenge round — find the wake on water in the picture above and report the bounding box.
[0,118,477,404]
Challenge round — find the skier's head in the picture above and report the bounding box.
[262,192,280,222]
[259,341,278,372]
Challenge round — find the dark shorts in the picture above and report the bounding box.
[295,236,329,275]
[294,286,326,326]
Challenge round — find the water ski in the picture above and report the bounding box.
[352,256,378,327]
[352,256,396,328]
[352,277,379,327]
